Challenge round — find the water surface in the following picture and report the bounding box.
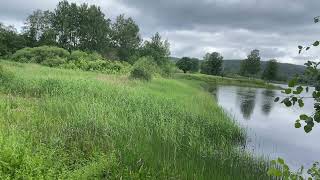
[213,85,319,169]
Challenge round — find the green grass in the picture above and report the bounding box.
[0,60,270,179]
[176,73,279,89]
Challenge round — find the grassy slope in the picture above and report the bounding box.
[0,60,269,179]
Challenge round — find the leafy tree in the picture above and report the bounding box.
[190,58,200,72]
[140,32,170,66]
[0,23,26,57]
[200,52,223,76]
[23,10,56,47]
[176,57,193,73]
[240,49,261,76]
[111,14,141,62]
[52,1,80,51]
[262,59,278,81]
[77,4,111,52]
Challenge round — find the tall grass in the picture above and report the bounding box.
[0,60,270,179]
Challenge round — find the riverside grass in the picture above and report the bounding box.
[0,60,270,179]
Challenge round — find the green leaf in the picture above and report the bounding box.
[304,125,312,133]
[298,45,303,49]
[298,99,304,107]
[267,168,282,177]
[284,100,292,107]
[296,86,303,94]
[278,158,285,164]
[292,97,298,102]
[313,41,320,46]
[300,114,309,120]
[274,97,280,102]
[288,79,297,87]
[306,47,310,50]
[314,112,320,123]
[284,88,292,94]
[295,122,302,128]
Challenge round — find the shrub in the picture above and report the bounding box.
[69,51,103,62]
[130,67,152,81]
[133,57,160,75]
[129,57,159,81]
[69,50,89,61]
[41,57,67,67]
[11,46,69,63]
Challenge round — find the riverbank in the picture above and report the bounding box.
[0,61,269,179]
[176,73,280,89]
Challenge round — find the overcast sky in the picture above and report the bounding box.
[1,0,320,65]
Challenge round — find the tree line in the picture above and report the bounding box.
[0,0,170,66]
[176,49,279,81]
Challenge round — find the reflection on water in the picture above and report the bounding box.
[261,89,275,115]
[213,85,319,170]
[236,88,257,120]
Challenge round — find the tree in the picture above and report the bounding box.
[111,14,141,62]
[176,57,194,73]
[0,23,26,57]
[77,4,111,52]
[200,52,223,76]
[190,58,200,72]
[52,1,80,51]
[262,59,278,81]
[140,32,170,66]
[23,10,56,47]
[240,49,261,76]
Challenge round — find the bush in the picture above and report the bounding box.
[129,57,159,81]
[11,46,69,63]
[133,57,160,75]
[130,67,152,81]
[41,57,67,67]
[10,46,132,75]
[69,51,103,62]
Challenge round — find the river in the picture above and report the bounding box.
[212,85,319,170]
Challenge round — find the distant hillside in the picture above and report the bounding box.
[170,57,305,80]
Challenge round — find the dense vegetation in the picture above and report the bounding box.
[0,60,270,179]
[0,0,171,69]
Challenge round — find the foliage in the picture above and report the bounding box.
[240,49,261,76]
[200,52,223,76]
[10,46,131,74]
[0,24,26,57]
[176,73,277,89]
[262,59,278,81]
[140,32,170,66]
[11,46,69,64]
[268,158,320,179]
[111,14,141,62]
[129,56,159,81]
[0,61,270,179]
[130,67,152,81]
[41,57,67,67]
[176,57,194,73]
[23,10,56,47]
[222,59,303,81]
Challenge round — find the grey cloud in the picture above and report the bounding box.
[0,0,320,64]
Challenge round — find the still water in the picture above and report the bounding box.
[213,85,319,169]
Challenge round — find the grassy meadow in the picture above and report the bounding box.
[0,60,270,179]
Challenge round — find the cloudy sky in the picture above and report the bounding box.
[1,0,320,65]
